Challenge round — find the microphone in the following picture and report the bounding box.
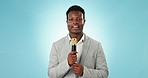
[71,38,77,51]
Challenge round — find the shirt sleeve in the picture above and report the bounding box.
[48,43,71,78]
[80,43,109,78]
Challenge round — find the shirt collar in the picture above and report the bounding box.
[68,34,84,43]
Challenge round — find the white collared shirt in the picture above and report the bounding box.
[68,34,84,63]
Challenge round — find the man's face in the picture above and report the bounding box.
[67,11,85,34]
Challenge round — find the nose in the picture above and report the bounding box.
[73,19,79,24]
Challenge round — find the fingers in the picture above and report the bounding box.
[72,64,84,76]
[68,52,83,76]
[69,51,77,55]
[68,51,78,66]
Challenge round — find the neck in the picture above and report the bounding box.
[69,32,83,42]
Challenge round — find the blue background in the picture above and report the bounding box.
[0,0,148,78]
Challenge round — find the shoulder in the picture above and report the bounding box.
[85,35,101,45]
[85,35,103,50]
[52,36,68,46]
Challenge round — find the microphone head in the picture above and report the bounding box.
[71,38,77,45]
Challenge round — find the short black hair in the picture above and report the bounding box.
[66,5,85,20]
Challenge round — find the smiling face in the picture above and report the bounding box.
[67,11,85,35]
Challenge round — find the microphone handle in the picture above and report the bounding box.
[72,44,76,51]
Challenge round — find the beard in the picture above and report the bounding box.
[69,28,83,34]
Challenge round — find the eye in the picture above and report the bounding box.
[78,18,82,21]
[68,18,73,22]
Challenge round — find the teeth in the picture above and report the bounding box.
[73,26,78,28]
[72,25,79,29]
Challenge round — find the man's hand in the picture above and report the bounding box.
[72,64,84,76]
[67,51,77,66]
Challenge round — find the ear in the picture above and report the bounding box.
[66,20,69,26]
[83,19,86,24]
[66,20,68,24]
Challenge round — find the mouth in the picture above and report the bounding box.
[72,25,79,29]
